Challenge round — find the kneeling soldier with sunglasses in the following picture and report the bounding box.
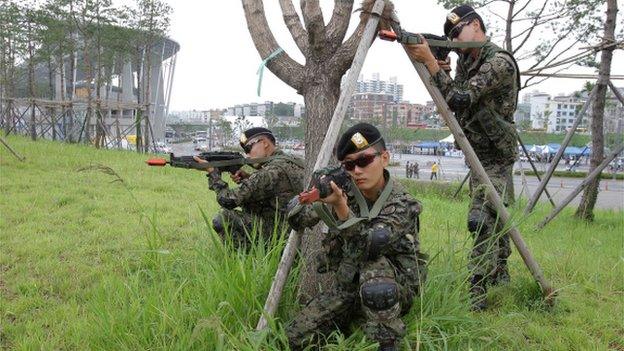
[286,123,428,351]
[196,127,304,248]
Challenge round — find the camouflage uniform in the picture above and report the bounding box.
[286,170,427,349]
[208,149,304,247]
[431,40,519,282]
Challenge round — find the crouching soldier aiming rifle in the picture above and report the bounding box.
[406,4,520,310]
[286,123,428,351]
[195,127,305,248]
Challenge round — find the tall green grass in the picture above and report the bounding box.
[1,135,623,350]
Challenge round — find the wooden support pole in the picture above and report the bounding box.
[537,143,624,229]
[255,0,387,331]
[524,85,598,214]
[391,15,554,299]
[453,171,470,199]
[517,136,556,207]
[0,136,25,161]
[608,80,624,104]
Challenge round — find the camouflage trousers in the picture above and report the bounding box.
[286,256,421,349]
[211,209,277,248]
[467,162,514,279]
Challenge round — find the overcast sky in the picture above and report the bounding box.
[161,1,623,111]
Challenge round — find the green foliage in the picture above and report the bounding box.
[518,131,590,147]
[1,135,623,350]
[272,102,295,117]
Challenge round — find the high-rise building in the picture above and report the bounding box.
[350,73,404,102]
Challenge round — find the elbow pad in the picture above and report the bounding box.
[446,89,472,112]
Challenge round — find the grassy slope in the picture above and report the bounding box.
[1,135,622,350]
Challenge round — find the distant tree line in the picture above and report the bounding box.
[0,0,172,151]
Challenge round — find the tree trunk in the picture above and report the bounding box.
[575,0,618,221]
[83,41,93,144]
[28,22,36,141]
[504,0,515,51]
[95,36,104,148]
[48,56,56,140]
[297,70,341,302]
[136,49,144,152]
[144,46,151,153]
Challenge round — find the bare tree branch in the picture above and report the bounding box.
[523,62,575,88]
[528,31,580,71]
[473,0,506,9]
[278,0,309,56]
[328,16,367,78]
[488,7,507,22]
[510,16,567,41]
[513,9,572,22]
[512,0,533,19]
[325,0,354,54]
[301,0,327,58]
[512,0,549,53]
[241,0,305,91]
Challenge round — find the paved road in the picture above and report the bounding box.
[169,143,623,210]
[389,153,623,210]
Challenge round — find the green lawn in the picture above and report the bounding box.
[1,135,622,350]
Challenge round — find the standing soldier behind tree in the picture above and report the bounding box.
[194,127,305,248]
[406,4,519,310]
[285,123,427,351]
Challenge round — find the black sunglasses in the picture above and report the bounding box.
[448,21,470,40]
[243,139,261,154]
[341,152,381,171]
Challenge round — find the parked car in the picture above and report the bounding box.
[153,142,172,154]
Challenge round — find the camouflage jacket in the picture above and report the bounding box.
[289,171,427,291]
[208,149,304,223]
[431,40,519,166]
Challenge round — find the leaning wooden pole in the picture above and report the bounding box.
[453,171,470,199]
[524,85,598,214]
[608,80,624,104]
[517,136,556,207]
[537,143,624,229]
[0,136,25,161]
[390,15,554,299]
[255,0,387,331]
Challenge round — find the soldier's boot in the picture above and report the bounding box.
[378,340,397,351]
[490,260,510,286]
[470,274,488,311]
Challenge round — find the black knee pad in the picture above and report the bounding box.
[212,214,225,234]
[360,281,399,311]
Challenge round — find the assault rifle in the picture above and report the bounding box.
[298,166,351,204]
[147,151,247,173]
[378,29,484,60]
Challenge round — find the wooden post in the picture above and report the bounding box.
[453,171,470,199]
[524,85,598,214]
[517,136,556,207]
[391,15,554,299]
[0,136,25,161]
[255,0,387,331]
[537,143,624,229]
[608,80,624,104]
